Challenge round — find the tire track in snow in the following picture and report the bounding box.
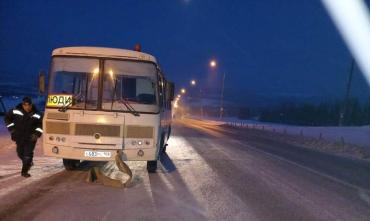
[0,156,64,197]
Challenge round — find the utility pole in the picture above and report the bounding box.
[339,59,355,126]
[220,72,226,119]
[200,88,204,118]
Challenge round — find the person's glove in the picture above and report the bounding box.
[30,134,38,142]
[9,127,15,134]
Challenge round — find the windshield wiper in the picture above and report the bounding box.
[58,101,72,112]
[111,78,118,110]
[58,93,83,112]
[118,99,140,117]
[111,77,140,117]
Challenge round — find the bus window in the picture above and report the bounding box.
[102,59,159,113]
[48,57,99,109]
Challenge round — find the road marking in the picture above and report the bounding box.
[233,140,370,198]
[359,190,370,205]
[179,120,370,196]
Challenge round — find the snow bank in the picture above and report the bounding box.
[192,115,370,148]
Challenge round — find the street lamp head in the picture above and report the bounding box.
[191,80,196,86]
[181,88,186,94]
[210,60,217,68]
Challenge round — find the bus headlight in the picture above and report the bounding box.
[127,139,153,148]
[49,136,54,141]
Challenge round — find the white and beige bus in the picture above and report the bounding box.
[40,47,174,173]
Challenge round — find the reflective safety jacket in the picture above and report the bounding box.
[4,103,43,142]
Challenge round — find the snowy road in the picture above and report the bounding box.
[0,118,369,221]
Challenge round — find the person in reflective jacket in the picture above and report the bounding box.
[4,97,43,178]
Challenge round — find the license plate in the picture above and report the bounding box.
[84,151,111,158]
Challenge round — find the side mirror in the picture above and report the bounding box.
[38,71,46,95]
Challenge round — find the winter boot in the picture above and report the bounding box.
[21,164,31,177]
[21,157,32,178]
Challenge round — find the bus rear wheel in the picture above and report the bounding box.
[147,160,157,173]
[63,159,80,171]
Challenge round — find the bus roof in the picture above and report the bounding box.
[52,47,157,63]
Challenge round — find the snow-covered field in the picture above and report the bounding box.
[191,115,370,148]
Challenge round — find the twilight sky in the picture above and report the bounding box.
[1,0,370,105]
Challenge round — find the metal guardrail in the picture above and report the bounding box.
[225,121,351,146]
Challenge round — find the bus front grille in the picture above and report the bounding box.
[75,124,121,137]
[45,122,70,134]
[46,112,69,121]
[125,126,154,138]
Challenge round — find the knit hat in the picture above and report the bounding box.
[22,96,32,104]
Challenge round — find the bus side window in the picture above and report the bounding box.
[158,75,164,108]
[166,81,175,110]
[164,80,170,109]
[164,80,170,110]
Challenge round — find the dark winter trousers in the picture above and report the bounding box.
[16,140,36,174]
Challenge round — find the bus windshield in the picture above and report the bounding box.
[48,57,100,109]
[102,60,159,113]
[48,57,159,113]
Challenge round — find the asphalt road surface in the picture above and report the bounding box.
[0,118,369,221]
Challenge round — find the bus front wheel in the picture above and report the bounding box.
[63,159,80,171]
[147,160,157,173]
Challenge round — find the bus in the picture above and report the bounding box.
[39,46,174,173]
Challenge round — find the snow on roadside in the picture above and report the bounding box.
[0,118,64,198]
[0,156,64,198]
[193,115,370,148]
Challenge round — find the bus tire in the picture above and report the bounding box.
[147,160,157,173]
[63,159,80,171]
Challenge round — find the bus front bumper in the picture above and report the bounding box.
[43,143,158,161]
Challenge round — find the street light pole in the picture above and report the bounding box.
[220,72,225,119]
[339,59,355,126]
[200,88,204,118]
[190,79,204,118]
[209,59,226,119]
